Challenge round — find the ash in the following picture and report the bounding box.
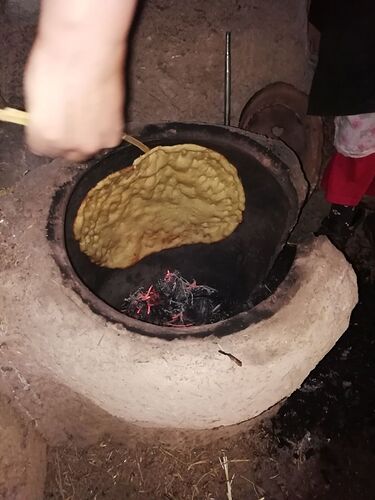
[121,270,224,327]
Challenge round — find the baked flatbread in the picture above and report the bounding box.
[73,144,245,268]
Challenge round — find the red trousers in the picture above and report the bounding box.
[322,151,375,206]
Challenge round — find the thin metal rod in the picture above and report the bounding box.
[224,31,231,126]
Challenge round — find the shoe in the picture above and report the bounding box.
[315,204,364,250]
[363,212,375,248]
[315,217,350,250]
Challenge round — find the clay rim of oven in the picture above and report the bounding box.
[47,123,300,340]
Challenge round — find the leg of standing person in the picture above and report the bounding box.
[318,113,375,245]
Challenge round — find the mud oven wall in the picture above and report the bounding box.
[0,133,357,431]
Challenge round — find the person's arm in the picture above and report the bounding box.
[24,0,137,161]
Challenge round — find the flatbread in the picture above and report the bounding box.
[73,144,245,269]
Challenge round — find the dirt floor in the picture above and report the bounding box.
[0,393,46,500]
[1,0,375,498]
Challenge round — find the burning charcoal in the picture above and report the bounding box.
[121,270,226,327]
[186,296,215,324]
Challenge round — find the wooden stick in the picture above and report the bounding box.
[0,107,150,154]
[0,107,28,126]
[122,133,150,153]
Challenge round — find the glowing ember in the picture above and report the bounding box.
[121,270,224,327]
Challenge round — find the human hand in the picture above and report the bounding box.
[24,36,125,161]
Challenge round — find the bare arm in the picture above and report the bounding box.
[24,0,137,161]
